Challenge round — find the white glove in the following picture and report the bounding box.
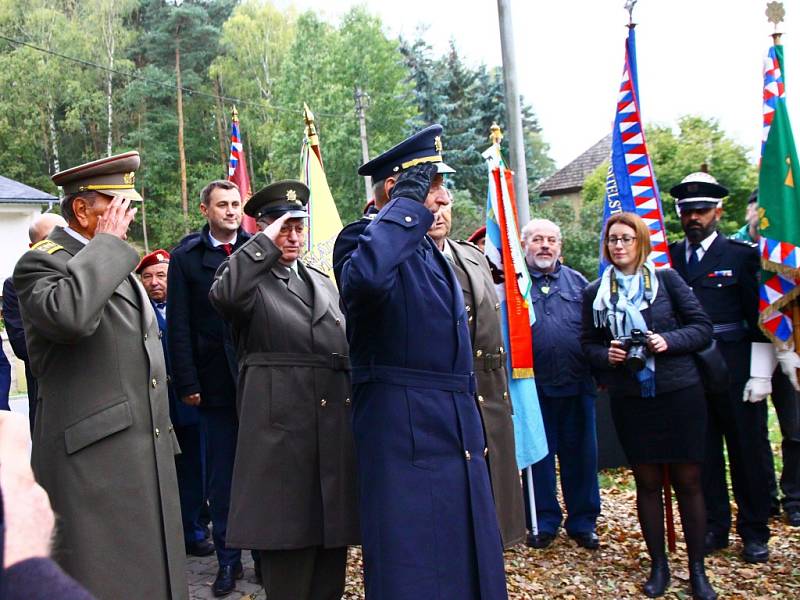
[777,349,800,391]
[743,377,772,403]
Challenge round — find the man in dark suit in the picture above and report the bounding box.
[668,171,774,564]
[167,180,251,596]
[3,213,67,428]
[136,250,212,559]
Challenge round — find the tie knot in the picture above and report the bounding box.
[155,302,166,310]
[690,242,701,250]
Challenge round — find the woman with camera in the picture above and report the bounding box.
[581,212,716,599]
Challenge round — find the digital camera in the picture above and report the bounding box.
[617,328,650,372]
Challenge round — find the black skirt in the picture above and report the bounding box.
[610,382,706,464]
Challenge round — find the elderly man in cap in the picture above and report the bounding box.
[12,151,187,599]
[668,171,781,564]
[336,125,508,600]
[210,181,359,600]
[136,250,213,559]
[4,213,67,428]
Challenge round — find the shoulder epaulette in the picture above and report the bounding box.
[30,239,64,255]
[729,238,758,248]
[305,263,333,279]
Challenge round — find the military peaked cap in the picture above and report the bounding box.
[52,151,142,202]
[358,124,455,182]
[669,171,728,211]
[245,180,310,219]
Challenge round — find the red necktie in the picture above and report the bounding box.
[221,243,233,256]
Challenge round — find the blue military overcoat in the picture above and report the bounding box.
[338,196,508,600]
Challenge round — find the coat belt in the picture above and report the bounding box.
[474,352,504,372]
[351,365,476,394]
[242,352,350,371]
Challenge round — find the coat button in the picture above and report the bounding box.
[255,251,262,257]
[468,316,473,323]
[345,397,351,406]
[484,447,489,457]
[465,305,471,312]
[320,398,327,407]
[498,346,504,354]
[478,395,485,403]
[476,349,483,357]
[158,330,163,339]
[335,318,341,326]
[503,391,509,400]
[465,450,472,461]
[495,302,500,310]
[404,216,412,223]
[144,333,148,341]
[151,378,157,388]
[168,425,174,433]
[155,428,160,437]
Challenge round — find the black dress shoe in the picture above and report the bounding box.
[688,560,717,600]
[742,541,769,563]
[786,509,800,527]
[525,532,555,549]
[186,538,215,557]
[569,531,599,550]
[703,531,729,556]
[643,556,670,598]
[212,562,243,597]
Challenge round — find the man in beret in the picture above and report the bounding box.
[336,125,508,599]
[668,171,775,564]
[12,151,187,599]
[167,179,252,595]
[137,250,213,558]
[210,181,359,600]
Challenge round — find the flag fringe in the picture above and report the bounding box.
[761,258,800,280]
[512,368,534,379]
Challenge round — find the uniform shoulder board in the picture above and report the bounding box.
[729,238,758,248]
[30,239,64,255]
[305,263,332,279]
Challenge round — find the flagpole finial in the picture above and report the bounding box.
[231,105,239,122]
[303,102,319,142]
[624,0,638,28]
[489,122,504,146]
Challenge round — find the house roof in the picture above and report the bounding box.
[535,134,612,197]
[0,175,57,204]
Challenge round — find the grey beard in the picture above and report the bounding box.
[532,255,557,271]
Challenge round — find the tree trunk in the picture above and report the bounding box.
[213,76,228,174]
[175,43,189,233]
[48,98,62,198]
[106,51,114,156]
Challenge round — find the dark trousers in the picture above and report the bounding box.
[763,368,800,512]
[174,423,207,546]
[704,376,772,543]
[259,546,347,600]
[199,406,241,567]
[524,392,601,536]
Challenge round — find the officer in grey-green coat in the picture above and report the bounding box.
[12,152,188,600]
[210,181,359,600]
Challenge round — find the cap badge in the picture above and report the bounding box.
[123,171,135,185]
[157,253,166,262]
[286,189,297,203]
[434,135,443,153]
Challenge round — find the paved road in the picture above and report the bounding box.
[187,553,265,600]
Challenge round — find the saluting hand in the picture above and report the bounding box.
[261,213,292,245]
[95,196,137,240]
[390,163,438,204]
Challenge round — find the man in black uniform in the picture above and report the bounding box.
[668,171,773,563]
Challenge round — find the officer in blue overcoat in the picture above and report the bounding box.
[336,125,508,600]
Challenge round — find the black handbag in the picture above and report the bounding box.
[660,271,730,394]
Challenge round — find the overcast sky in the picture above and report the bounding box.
[275,0,800,169]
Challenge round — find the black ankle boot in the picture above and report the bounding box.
[643,556,670,598]
[689,560,717,600]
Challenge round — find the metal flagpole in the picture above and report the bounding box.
[526,466,538,536]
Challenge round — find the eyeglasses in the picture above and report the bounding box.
[606,235,637,246]
[529,236,560,245]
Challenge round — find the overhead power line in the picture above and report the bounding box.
[0,33,351,119]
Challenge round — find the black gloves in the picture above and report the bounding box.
[389,163,438,204]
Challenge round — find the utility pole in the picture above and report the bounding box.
[175,41,189,233]
[497,0,530,226]
[354,87,372,202]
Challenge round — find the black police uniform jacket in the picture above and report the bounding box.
[167,225,250,405]
[209,233,359,549]
[669,234,764,380]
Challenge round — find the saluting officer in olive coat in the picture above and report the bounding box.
[210,181,359,600]
[12,152,187,600]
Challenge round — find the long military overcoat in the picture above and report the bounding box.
[12,227,187,600]
[209,233,359,550]
[448,239,526,548]
[338,197,508,600]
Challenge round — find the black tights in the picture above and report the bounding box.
[631,463,706,563]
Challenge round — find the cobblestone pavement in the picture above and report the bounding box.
[187,553,265,600]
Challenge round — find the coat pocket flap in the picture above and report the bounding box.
[64,399,133,455]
